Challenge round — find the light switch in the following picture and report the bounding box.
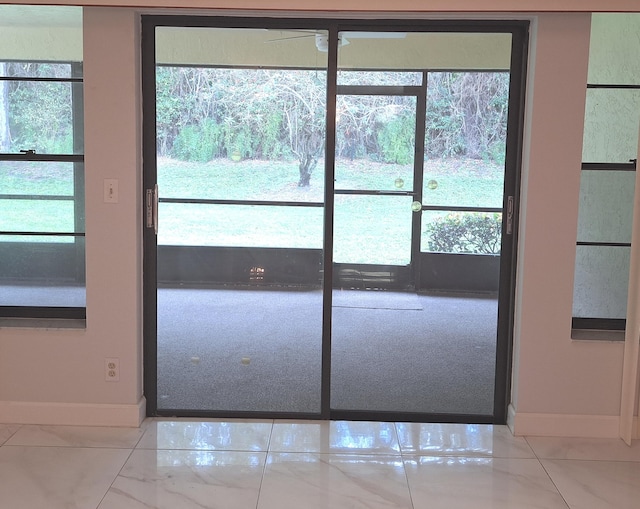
[104,179,119,203]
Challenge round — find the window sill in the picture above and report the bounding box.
[571,329,625,342]
[0,318,86,330]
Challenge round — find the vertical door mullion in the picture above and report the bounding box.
[412,71,428,290]
[321,25,339,419]
[142,20,159,417]
[493,25,529,423]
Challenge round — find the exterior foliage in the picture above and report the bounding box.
[2,63,75,154]
[0,65,510,187]
[426,212,502,254]
[153,68,510,186]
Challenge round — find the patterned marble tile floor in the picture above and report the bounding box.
[1,419,639,509]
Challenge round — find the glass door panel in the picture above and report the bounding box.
[331,31,512,416]
[154,26,327,414]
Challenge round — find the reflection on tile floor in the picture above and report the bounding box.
[0,419,639,508]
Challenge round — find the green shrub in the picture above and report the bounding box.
[172,119,223,162]
[426,212,502,254]
[377,115,415,165]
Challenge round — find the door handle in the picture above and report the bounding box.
[146,184,159,235]
[506,195,514,235]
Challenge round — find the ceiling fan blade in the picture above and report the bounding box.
[265,34,315,43]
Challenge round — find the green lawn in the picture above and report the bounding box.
[0,156,504,260]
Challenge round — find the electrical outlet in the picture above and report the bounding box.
[105,358,120,382]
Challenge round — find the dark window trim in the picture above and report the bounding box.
[587,84,640,89]
[0,306,85,320]
[572,317,626,331]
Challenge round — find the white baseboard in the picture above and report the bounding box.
[0,398,146,427]
[508,405,622,438]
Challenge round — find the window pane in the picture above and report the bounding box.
[337,32,512,74]
[333,195,412,265]
[424,72,508,208]
[0,199,75,235]
[576,170,636,244]
[0,62,74,79]
[0,5,82,63]
[335,95,415,190]
[4,80,78,154]
[0,161,75,196]
[158,156,323,203]
[156,67,325,201]
[337,69,422,86]
[421,210,502,254]
[422,164,504,208]
[583,89,640,163]
[588,14,640,86]
[0,236,85,306]
[158,203,323,248]
[573,245,630,320]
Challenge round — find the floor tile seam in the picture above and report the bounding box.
[395,432,418,509]
[538,456,640,464]
[94,446,137,509]
[256,422,276,509]
[398,450,536,459]
[523,436,640,463]
[135,446,271,452]
[536,456,573,509]
[399,455,544,463]
[266,450,404,457]
[0,443,138,451]
[523,436,545,461]
[131,419,155,448]
[0,424,24,446]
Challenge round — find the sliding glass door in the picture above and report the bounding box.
[143,18,527,422]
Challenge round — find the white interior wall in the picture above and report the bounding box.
[0,3,636,437]
[0,7,144,426]
[510,12,628,437]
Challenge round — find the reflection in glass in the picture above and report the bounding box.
[271,421,399,452]
[395,422,497,456]
[153,450,265,468]
[147,421,272,451]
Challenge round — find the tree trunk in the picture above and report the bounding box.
[296,131,322,187]
[298,153,317,187]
